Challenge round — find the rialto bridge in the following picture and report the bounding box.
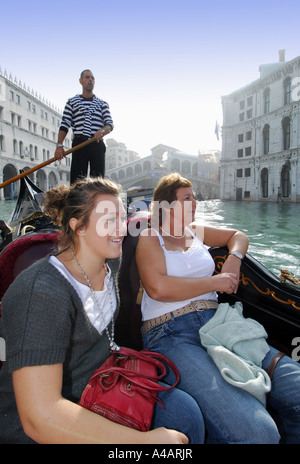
[106,144,220,200]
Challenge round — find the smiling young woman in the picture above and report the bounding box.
[0,176,205,444]
[136,172,300,444]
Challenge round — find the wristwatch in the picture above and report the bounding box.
[56,143,64,148]
[229,251,244,260]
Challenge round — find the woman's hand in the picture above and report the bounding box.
[13,364,189,444]
[212,272,239,294]
[145,428,189,444]
[220,254,242,293]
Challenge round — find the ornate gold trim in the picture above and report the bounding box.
[213,254,300,311]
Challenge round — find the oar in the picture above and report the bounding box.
[0,136,96,190]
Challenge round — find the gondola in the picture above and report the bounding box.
[0,176,300,359]
[0,173,56,252]
[117,215,300,358]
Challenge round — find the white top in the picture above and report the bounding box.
[49,256,117,334]
[141,227,218,321]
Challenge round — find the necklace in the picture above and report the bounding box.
[160,226,186,239]
[70,247,120,352]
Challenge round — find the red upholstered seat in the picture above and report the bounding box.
[0,232,59,369]
[0,232,59,306]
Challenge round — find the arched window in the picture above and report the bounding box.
[281,164,291,197]
[283,78,292,105]
[143,160,151,172]
[134,164,142,175]
[263,124,270,154]
[118,170,125,179]
[263,88,270,113]
[282,117,291,150]
[181,160,191,174]
[170,158,180,172]
[261,168,269,198]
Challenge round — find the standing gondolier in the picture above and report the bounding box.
[54,69,114,184]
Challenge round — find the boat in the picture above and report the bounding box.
[126,186,153,215]
[0,172,56,252]
[0,176,300,359]
[117,215,300,358]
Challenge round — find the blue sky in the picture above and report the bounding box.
[1,0,300,157]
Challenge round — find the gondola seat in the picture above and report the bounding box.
[116,214,150,350]
[0,231,59,370]
[0,232,59,304]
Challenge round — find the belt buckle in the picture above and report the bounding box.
[191,301,201,311]
[194,300,209,311]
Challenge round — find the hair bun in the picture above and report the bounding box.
[42,185,71,225]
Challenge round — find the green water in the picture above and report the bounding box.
[1,199,299,278]
[196,200,300,278]
[0,200,16,223]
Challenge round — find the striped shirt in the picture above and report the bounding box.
[59,94,114,138]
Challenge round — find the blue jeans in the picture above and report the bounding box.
[154,383,205,444]
[143,310,300,444]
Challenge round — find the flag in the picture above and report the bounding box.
[215,121,220,141]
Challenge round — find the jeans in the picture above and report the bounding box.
[154,383,205,444]
[143,309,300,444]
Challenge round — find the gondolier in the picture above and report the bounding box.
[54,69,114,184]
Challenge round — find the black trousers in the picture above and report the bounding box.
[70,136,106,184]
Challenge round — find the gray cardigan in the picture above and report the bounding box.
[0,256,120,444]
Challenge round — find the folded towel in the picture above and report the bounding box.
[199,302,271,405]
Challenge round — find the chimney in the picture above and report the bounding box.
[279,49,285,62]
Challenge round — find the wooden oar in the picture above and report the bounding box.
[0,136,96,190]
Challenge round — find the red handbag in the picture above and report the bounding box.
[79,347,180,431]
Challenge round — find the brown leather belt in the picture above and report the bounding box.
[141,300,219,337]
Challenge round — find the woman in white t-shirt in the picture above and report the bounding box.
[136,172,300,444]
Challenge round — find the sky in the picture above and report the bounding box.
[1,0,300,158]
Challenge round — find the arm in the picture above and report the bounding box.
[54,129,67,160]
[136,228,240,302]
[13,364,187,444]
[202,225,249,293]
[94,124,112,142]
[94,100,114,141]
[54,99,73,160]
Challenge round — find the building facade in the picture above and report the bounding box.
[220,51,300,202]
[105,138,140,170]
[0,68,72,199]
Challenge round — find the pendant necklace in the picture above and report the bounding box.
[160,226,186,239]
[70,247,120,352]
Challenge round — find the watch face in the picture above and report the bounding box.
[231,251,243,259]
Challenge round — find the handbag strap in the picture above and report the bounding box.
[90,347,180,391]
[116,347,180,387]
[118,347,180,384]
[267,351,286,380]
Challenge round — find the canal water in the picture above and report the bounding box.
[1,199,299,278]
[196,200,300,278]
